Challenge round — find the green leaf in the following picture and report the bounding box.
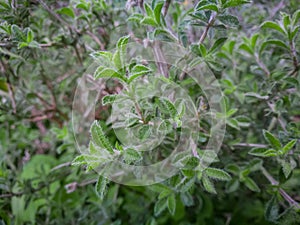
[138,125,151,140]
[154,2,164,25]
[202,175,217,194]
[71,155,87,166]
[222,0,251,9]
[102,94,117,105]
[243,177,260,192]
[218,15,239,27]
[265,196,279,222]
[155,97,177,118]
[127,13,144,22]
[11,25,26,42]
[154,197,168,216]
[167,194,176,215]
[248,148,277,157]
[117,36,130,51]
[261,21,286,35]
[263,130,281,150]
[112,50,122,70]
[209,37,228,54]
[197,4,219,12]
[205,168,232,181]
[260,39,289,55]
[90,121,114,154]
[226,178,240,193]
[95,175,108,200]
[91,51,112,60]
[280,139,297,155]
[239,43,253,55]
[94,67,125,82]
[56,7,75,18]
[26,29,34,43]
[144,3,154,17]
[225,164,240,175]
[128,64,152,83]
[141,17,158,26]
[123,148,142,164]
[280,160,293,178]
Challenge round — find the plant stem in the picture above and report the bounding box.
[162,0,172,17]
[261,167,300,209]
[198,12,217,44]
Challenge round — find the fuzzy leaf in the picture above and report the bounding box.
[218,15,239,27]
[197,4,219,12]
[205,168,232,181]
[261,21,286,34]
[90,121,114,154]
[280,139,297,155]
[167,194,176,215]
[154,2,164,25]
[202,175,216,194]
[123,148,142,164]
[263,130,281,150]
[102,94,117,105]
[222,0,251,9]
[154,197,168,216]
[244,177,260,192]
[128,64,152,83]
[95,175,108,200]
[249,148,277,157]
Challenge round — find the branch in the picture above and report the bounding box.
[199,12,217,44]
[162,0,171,17]
[261,167,300,209]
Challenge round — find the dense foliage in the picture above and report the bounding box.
[0,0,300,224]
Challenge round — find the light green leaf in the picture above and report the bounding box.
[94,67,125,81]
[202,175,216,194]
[26,29,34,43]
[197,4,219,12]
[248,148,277,157]
[127,13,144,22]
[263,130,281,150]
[95,175,108,200]
[154,197,168,216]
[261,21,286,35]
[90,121,114,154]
[167,194,176,215]
[71,155,87,166]
[117,36,130,51]
[280,139,297,155]
[144,3,154,17]
[154,2,164,25]
[128,64,152,83]
[102,94,117,105]
[56,7,75,18]
[141,17,158,26]
[239,43,253,55]
[123,148,142,164]
[222,0,251,9]
[205,167,232,181]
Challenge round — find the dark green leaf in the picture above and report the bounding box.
[218,15,239,27]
